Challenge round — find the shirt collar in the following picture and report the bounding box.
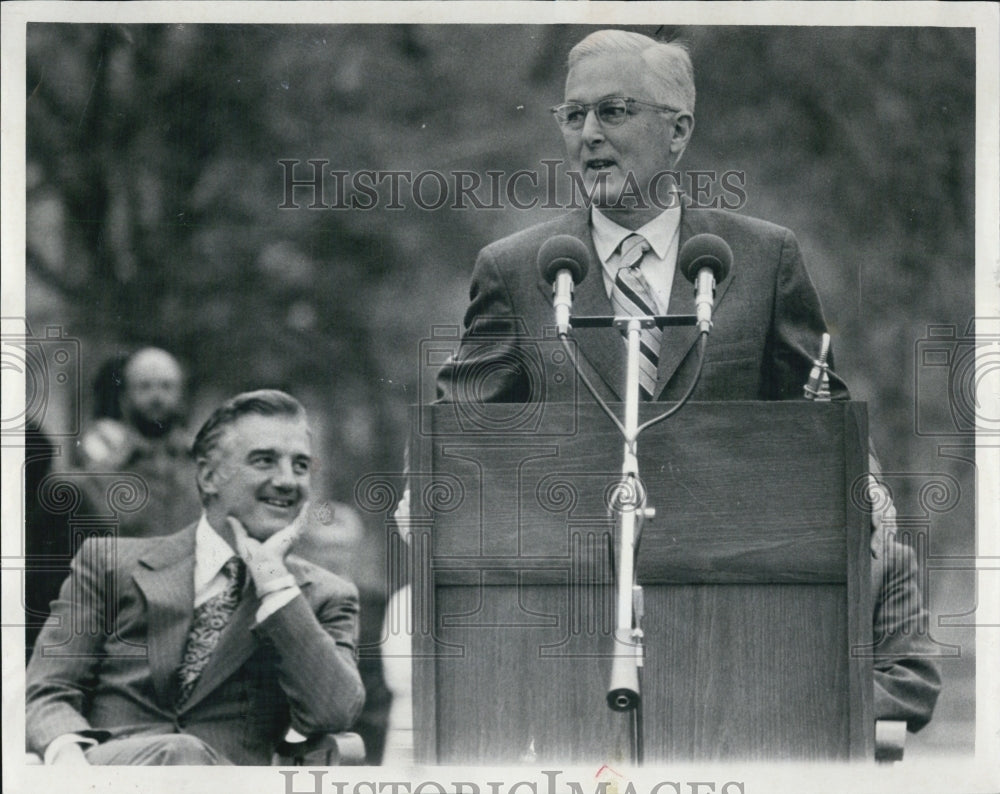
[590,204,682,264]
[194,513,237,593]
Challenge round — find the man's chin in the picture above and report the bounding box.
[581,179,627,210]
[593,189,656,217]
[244,509,301,539]
[239,524,284,543]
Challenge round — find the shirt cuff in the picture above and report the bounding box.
[256,585,301,622]
[44,733,98,765]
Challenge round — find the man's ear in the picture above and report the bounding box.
[669,111,695,162]
[196,455,219,499]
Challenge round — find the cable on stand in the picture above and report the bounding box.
[541,233,733,766]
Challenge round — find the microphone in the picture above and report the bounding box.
[804,333,832,400]
[538,235,591,335]
[607,640,640,711]
[607,584,644,712]
[679,234,733,334]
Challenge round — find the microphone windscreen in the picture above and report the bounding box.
[679,233,733,283]
[538,235,590,285]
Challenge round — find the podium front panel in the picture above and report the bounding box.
[411,402,873,763]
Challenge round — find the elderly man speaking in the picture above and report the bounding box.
[431,28,939,740]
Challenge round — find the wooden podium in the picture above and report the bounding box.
[408,401,873,763]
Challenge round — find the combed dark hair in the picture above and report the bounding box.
[192,389,305,462]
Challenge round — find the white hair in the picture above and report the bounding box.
[568,30,696,113]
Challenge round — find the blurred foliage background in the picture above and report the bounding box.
[24,24,976,756]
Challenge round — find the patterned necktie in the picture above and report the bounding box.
[610,234,661,400]
[175,556,245,708]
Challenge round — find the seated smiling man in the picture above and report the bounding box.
[26,390,365,765]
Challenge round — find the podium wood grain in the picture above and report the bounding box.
[411,402,873,763]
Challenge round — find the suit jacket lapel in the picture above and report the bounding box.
[534,209,625,400]
[178,583,258,712]
[653,204,736,399]
[178,559,317,712]
[132,524,198,707]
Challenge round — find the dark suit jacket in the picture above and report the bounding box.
[437,206,940,732]
[437,205,848,404]
[26,524,365,764]
[870,526,942,732]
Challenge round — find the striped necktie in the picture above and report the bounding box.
[175,556,245,708]
[610,234,660,400]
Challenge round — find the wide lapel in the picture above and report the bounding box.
[652,205,736,399]
[177,580,257,712]
[178,559,317,712]
[534,209,625,400]
[132,524,198,707]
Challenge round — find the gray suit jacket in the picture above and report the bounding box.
[437,206,940,731]
[26,524,365,764]
[437,205,849,403]
[870,526,942,732]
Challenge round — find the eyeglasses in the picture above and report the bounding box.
[550,96,681,130]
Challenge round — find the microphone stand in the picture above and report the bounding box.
[612,317,649,764]
[558,312,707,766]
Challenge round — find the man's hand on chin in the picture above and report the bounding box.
[227,504,308,592]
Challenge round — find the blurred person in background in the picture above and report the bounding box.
[75,346,201,537]
[23,423,72,662]
[25,350,200,658]
[26,354,132,658]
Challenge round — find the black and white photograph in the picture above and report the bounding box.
[2,2,997,793]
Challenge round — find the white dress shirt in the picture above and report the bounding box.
[194,513,299,618]
[590,204,682,314]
